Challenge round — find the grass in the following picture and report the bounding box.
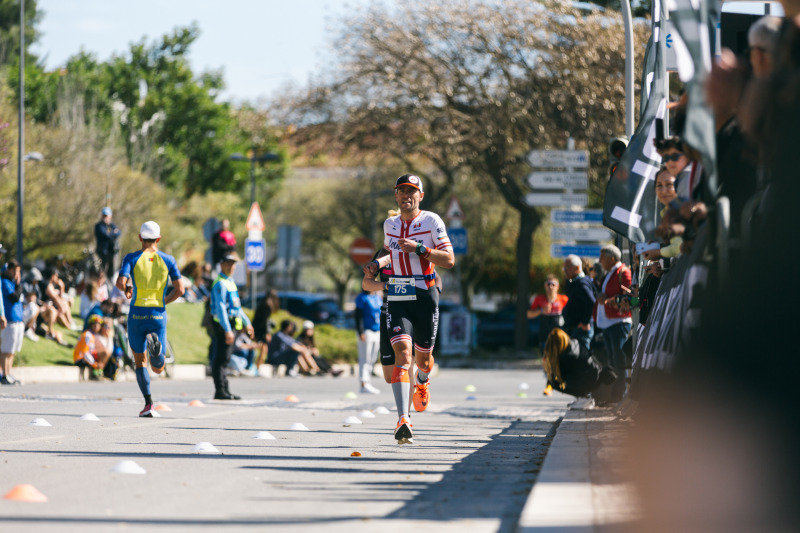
[15,300,360,367]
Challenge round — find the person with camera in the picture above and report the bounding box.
[594,245,632,404]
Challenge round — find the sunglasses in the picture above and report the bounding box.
[662,153,685,163]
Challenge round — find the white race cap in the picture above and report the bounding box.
[140,221,161,240]
[302,320,315,331]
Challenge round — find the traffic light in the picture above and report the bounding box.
[608,137,629,177]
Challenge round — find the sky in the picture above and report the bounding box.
[30,0,367,104]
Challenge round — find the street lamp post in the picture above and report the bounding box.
[229,151,279,207]
[229,151,279,306]
[16,0,25,265]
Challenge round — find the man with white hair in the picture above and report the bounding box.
[748,15,783,79]
[116,221,185,417]
[561,254,596,353]
[595,245,632,403]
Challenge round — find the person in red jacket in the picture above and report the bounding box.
[595,244,632,403]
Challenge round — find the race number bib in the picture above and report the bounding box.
[387,277,417,301]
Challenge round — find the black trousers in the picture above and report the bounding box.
[211,322,235,393]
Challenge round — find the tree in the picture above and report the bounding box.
[0,0,41,67]
[277,0,648,350]
[12,24,285,197]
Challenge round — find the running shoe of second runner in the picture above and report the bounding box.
[146,332,164,371]
[412,370,430,412]
[139,403,154,418]
[394,416,413,444]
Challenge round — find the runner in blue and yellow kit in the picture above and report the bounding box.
[116,221,184,417]
[209,252,253,400]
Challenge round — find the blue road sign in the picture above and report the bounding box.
[550,209,603,224]
[449,228,468,256]
[245,239,267,271]
[551,244,604,259]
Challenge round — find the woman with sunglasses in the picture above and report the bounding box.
[655,137,693,201]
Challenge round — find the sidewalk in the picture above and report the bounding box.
[517,406,642,533]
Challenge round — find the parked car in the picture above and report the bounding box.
[276,291,347,328]
[475,305,540,348]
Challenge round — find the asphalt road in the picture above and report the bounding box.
[0,368,570,533]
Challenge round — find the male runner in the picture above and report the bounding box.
[368,174,454,444]
[116,221,184,417]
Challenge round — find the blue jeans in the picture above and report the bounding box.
[602,321,632,401]
[568,325,594,354]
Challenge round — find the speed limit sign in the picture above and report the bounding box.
[244,239,267,271]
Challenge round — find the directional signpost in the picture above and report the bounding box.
[525,149,589,168]
[523,144,610,259]
[551,244,605,259]
[526,171,588,190]
[551,226,613,242]
[551,209,604,224]
[524,193,587,208]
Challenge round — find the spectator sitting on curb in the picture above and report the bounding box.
[266,320,305,377]
[73,314,111,380]
[296,320,343,377]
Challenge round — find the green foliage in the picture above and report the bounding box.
[0,0,41,66]
[8,22,285,197]
[17,301,358,368]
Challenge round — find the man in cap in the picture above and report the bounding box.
[95,207,122,279]
[366,173,455,444]
[209,251,253,399]
[116,221,184,417]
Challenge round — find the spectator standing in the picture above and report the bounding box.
[595,245,633,404]
[94,207,121,280]
[251,290,279,376]
[655,137,695,201]
[354,288,382,394]
[642,168,684,261]
[527,274,569,351]
[209,252,252,399]
[1,260,24,385]
[561,255,596,353]
[211,219,236,268]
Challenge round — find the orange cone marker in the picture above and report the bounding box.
[284,394,299,403]
[154,404,172,411]
[188,400,205,407]
[4,484,48,502]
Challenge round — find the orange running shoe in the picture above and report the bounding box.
[394,416,413,444]
[543,384,553,396]
[413,371,430,412]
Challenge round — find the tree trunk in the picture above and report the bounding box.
[514,209,536,353]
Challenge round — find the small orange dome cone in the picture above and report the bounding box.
[188,400,205,407]
[154,404,172,411]
[4,484,48,502]
[284,394,300,402]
